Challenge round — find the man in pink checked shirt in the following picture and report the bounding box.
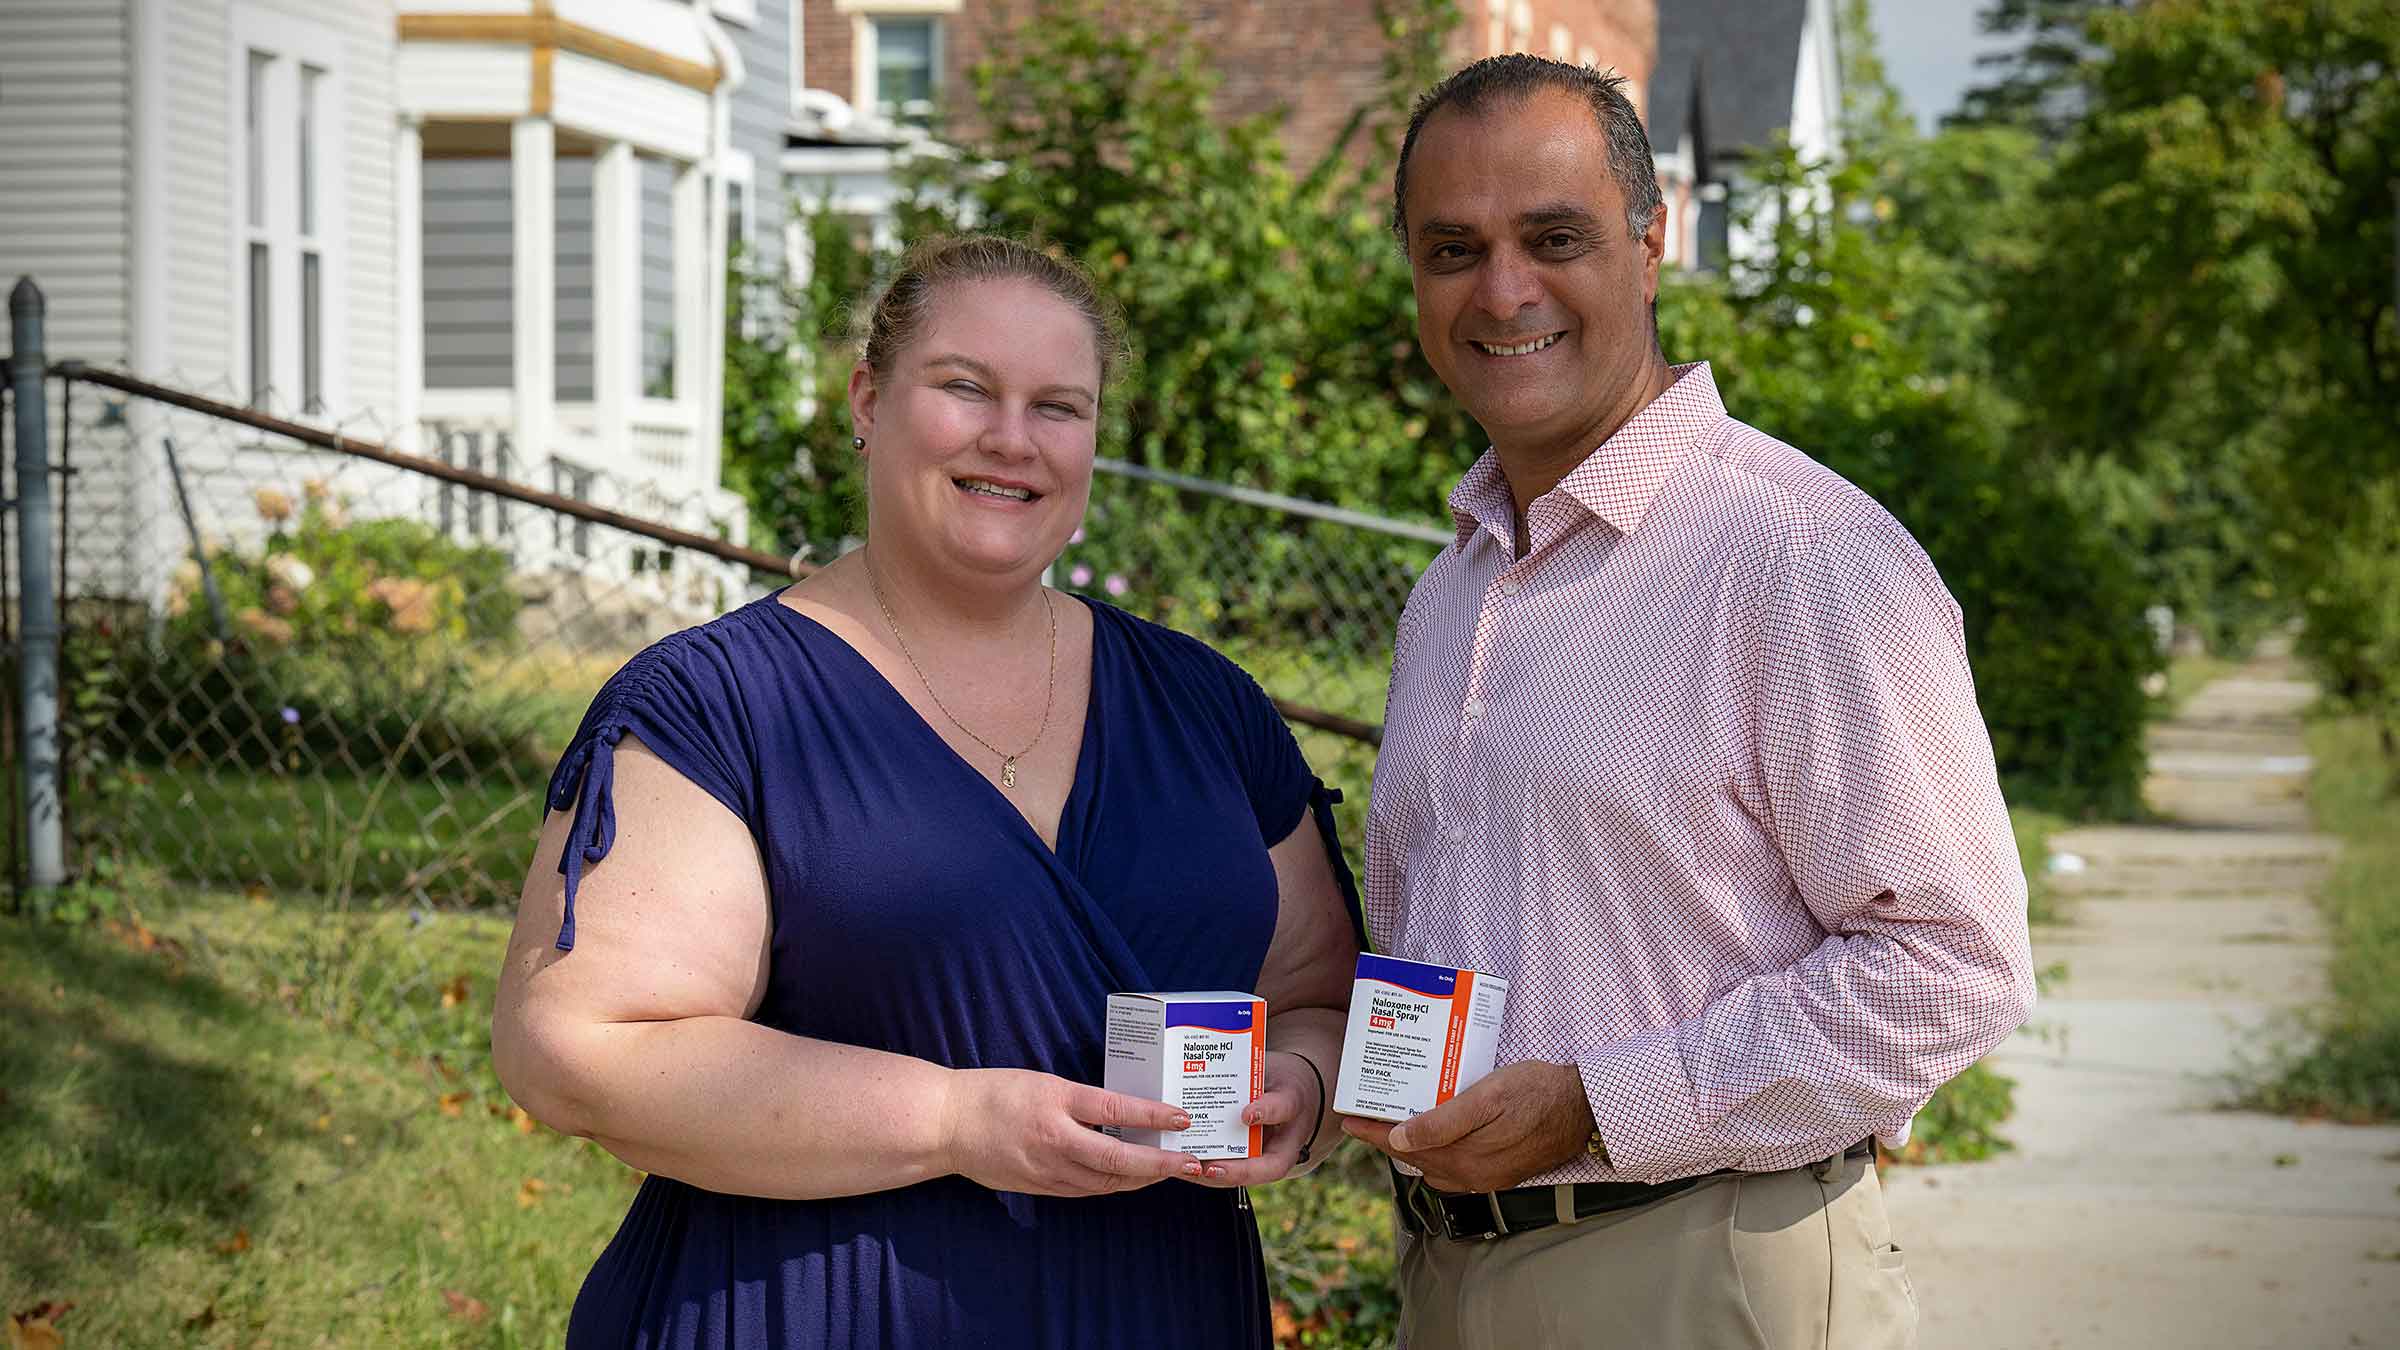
[1335,55,2037,1349]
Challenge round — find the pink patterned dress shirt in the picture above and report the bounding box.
[1363,362,2038,1187]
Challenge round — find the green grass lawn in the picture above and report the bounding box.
[0,896,633,1346]
[0,888,1408,1347]
[2241,715,2400,1121]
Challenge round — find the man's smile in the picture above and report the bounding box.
[1469,332,1567,358]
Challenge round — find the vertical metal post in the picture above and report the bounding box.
[8,278,65,889]
[160,437,232,641]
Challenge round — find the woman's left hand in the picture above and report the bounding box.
[1188,1050,1324,1188]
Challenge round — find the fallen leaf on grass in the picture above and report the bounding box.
[314,1113,332,1131]
[104,917,156,952]
[439,975,471,1010]
[134,921,185,960]
[214,1228,251,1255]
[5,1302,73,1350]
[437,1092,470,1117]
[510,1105,537,1134]
[440,1289,490,1324]
[518,1177,548,1208]
[245,883,270,906]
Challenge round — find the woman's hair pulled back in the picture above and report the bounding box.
[860,235,1130,393]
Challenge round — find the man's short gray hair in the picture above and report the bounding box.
[1391,55,1664,247]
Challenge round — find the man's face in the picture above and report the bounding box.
[1401,87,1664,455]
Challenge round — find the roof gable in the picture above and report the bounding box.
[1647,0,1812,173]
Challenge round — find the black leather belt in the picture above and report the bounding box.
[1396,1138,1875,1243]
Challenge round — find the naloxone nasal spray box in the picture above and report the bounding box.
[1102,992,1265,1160]
[1333,954,1509,1122]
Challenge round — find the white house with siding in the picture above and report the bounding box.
[0,0,808,611]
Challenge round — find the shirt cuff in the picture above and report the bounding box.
[1579,1027,1730,1183]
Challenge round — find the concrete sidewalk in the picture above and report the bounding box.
[1882,654,2400,1350]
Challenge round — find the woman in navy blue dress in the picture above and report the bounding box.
[491,236,1363,1349]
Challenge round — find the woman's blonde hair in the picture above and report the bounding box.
[860,235,1131,394]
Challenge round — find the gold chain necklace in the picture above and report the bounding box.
[866,560,1057,790]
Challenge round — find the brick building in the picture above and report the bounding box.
[798,0,1656,174]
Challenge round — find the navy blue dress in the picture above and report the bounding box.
[541,589,1349,1349]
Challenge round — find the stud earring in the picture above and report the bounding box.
[852,436,865,450]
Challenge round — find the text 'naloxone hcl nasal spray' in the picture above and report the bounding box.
[1333,954,1507,1123]
[1102,992,1265,1160]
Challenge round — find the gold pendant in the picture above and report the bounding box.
[1001,757,1018,790]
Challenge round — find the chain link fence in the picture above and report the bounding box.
[1060,458,1447,852]
[30,367,765,914]
[5,362,1438,940]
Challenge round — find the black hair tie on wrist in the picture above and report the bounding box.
[1288,1051,1329,1165]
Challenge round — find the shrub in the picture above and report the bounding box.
[1892,1060,2019,1164]
[2292,479,2400,788]
[107,493,552,782]
[168,487,520,650]
[1252,1146,1403,1348]
[1657,148,2157,820]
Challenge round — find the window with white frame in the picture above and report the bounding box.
[841,0,957,126]
[232,10,344,416]
[871,16,940,124]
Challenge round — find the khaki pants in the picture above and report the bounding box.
[1396,1150,1917,1350]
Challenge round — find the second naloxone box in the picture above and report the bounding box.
[1333,954,1509,1123]
[1102,991,1265,1160]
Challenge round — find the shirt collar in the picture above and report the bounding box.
[1447,361,1726,551]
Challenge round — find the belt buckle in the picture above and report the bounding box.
[1433,1190,1507,1242]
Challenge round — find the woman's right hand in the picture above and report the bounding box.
[940,1068,1204,1197]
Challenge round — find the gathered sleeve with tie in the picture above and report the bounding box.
[541,635,762,951]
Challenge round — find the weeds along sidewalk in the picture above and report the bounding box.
[2242,714,2400,1121]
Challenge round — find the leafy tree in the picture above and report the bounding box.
[1994,0,2400,746]
[1660,132,2155,817]
[1951,0,2138,139]
[720,217,889,561]
[912,0,1477,515]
